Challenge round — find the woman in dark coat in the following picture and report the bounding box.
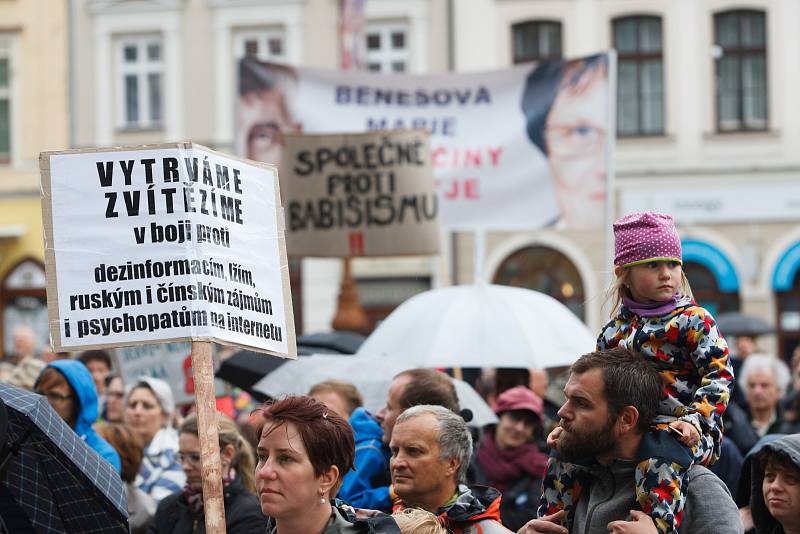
[749,433,800,534]
[470,386,548,531]
[149,412,267,534]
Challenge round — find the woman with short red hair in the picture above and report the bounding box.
[252,396,400,534]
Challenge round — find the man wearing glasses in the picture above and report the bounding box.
[34,360,121,474]
[521,55,609,229]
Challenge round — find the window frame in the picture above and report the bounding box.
[713,9,769,133]
[233,27,288,63]
[115,35,164,131]
[682,260,740,317]
[0,258,48,360]
[0,34,15,165]
[613,15,665,138]
[364,21,410,73]
[510,19,563,64]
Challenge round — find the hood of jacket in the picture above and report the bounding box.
[34,360,121,473]
[750,434,800,534]
[437,484,503,526]
[350,407,384,443]
[38,359,98,437]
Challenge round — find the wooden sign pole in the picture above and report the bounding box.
[191,341,227,534]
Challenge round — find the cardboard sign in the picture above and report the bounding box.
[39,142,296,358]
[282,130,439,257]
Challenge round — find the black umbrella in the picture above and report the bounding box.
[217,331,366,399]
[0,383,128,533]
[717,312,774,337]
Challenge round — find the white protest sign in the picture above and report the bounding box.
[115,342,227,405]
[282,130,440,257]
[40,143,296,357]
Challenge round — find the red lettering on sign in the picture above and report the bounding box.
[349,232,365,256]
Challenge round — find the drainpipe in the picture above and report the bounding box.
[67,0,75,148]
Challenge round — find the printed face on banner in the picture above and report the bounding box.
[42,144,294,356]
[237,60,301,173]
[541,61,608,228]
[235,54,611,231]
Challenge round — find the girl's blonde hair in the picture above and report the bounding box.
[179,412,256,494]
[392,509,448,534]
[607,265,694,318]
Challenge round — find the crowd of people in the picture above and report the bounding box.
[2,211,800,534]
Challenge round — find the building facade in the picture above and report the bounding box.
[0,0,69,357]
[17,0,798,362]
[458,0,800,362]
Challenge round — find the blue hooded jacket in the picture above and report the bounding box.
[38,360,122,474]
[337,408,392,511]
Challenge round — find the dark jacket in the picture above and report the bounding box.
[149,476,267,534]
[710,436,744,496]
[337,408,392,511]
[470,434,542,531]
[724,401,760,456]
[36,360,121,473]
[750,434,800,534]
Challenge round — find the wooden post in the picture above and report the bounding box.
[191,342,227,534]
[331,257,370,334]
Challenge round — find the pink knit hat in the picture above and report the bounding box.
[613,211,682,267]
[492,386,543,424]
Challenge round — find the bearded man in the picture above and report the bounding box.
[519,347,742,534]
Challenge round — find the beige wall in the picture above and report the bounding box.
[0,0,68,275]
[0,0,68,191]
[71,0,449,152]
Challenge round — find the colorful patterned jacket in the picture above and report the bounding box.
[597,295,734,463]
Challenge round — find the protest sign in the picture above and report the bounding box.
[39,142,296,357]
[115,342,227,405]
[237,53,612,231]
[282,130,439,257]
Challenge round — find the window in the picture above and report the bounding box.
[116,36,163,130]
[1,259,48,359]
[511,20,562,64]
[0,36,11,163]
[365,22,409,73]
[614,16,664,136]
[683,261,739,317]
[493,246,585,320]
[234,28,287,63]
[714,10,768,132]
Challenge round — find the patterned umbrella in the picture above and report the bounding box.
[0,383,128,533]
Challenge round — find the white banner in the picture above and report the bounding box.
[237,54,612,230]
[40,143,296,357]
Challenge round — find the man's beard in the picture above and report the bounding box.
[557,414,619,461]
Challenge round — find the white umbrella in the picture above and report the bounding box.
[252,353,498,428]
[356,284,595,368]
